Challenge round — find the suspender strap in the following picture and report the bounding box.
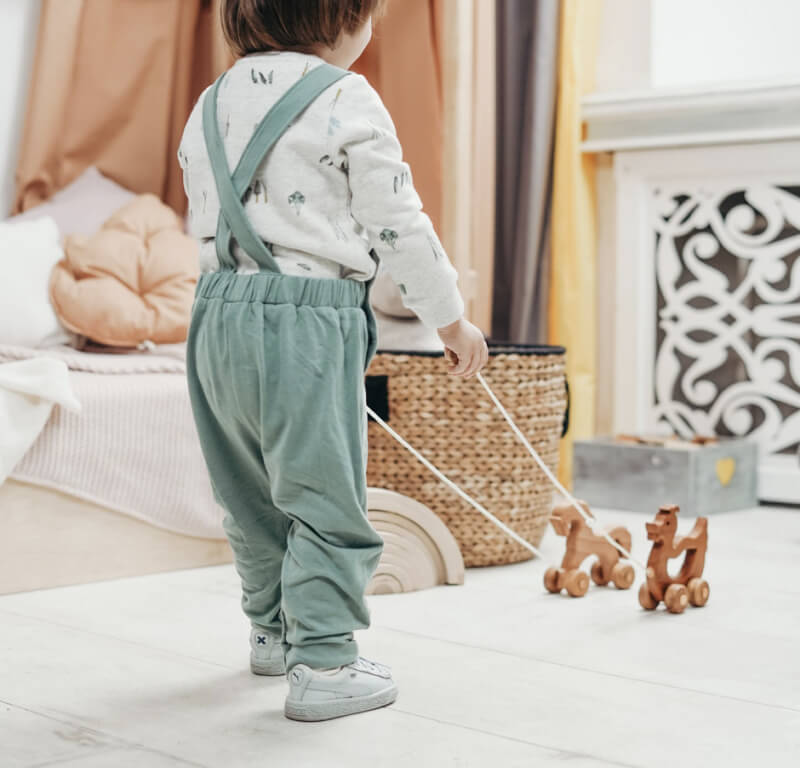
[202,75,261,271]
[202,63,350,273]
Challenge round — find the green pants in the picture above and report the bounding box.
[186,269,383,671]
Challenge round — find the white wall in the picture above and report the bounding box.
[0,0,41,217]
[594,0,651,93]
[651,0,800,88]
[596,0,800,94]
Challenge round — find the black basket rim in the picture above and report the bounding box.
[375,340,566,357]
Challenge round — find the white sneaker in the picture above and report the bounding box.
[250,627,286,676]
[284,656,398,721]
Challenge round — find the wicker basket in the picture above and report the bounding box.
[365,343,568,567]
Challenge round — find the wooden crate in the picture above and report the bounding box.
[573,437,758,515]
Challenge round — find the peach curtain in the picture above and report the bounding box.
[356,0,495,329]
[13,0,233,216]
[435,0,496,331]
[467,0,497,333]
[548,0,602,485]
[353,0,444,235]
[15,0,478,301]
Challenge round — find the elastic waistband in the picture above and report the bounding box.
[196,269,366,308]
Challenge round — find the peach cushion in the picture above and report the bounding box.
[49,195,199,347]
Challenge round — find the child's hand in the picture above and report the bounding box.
[437,317,489,378]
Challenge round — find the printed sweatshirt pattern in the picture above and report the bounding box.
[178,50,464,329]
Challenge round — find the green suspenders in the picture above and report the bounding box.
[202,63,350,272]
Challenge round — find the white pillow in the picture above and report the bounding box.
[10,166,136,238]
[0,216,72,348]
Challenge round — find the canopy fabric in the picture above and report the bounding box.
[13,0,233,216]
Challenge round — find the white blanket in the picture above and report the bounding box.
[0,358,81,484]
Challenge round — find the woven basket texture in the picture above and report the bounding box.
[366,346,567,567]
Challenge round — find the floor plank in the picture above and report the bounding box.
[2,505,798,767]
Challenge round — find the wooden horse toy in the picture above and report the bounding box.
[639,504,710,613]
[544,502,635,597]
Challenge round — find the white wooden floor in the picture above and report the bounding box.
[2,505,799,768]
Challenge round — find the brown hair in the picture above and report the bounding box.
[221,0,386,57]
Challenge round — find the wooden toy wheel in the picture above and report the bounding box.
[564,569,589,597]
[544,567,562,593]
[638,583,658,610]
[664,584,689,614]
[611,562,635,590]
[688,578,710,607]
[590,561,610,586]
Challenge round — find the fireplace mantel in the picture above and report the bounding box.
[582,80,800,152]
[583,83,800,504]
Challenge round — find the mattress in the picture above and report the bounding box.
[0,312,439,539]
[0,342,225,539]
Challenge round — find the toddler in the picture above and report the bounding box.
[178,0,488,721]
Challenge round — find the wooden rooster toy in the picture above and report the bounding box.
[639,504,710,613]
[544,501,635,597]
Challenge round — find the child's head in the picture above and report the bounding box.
[221,0,386,68]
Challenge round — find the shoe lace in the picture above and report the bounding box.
[352,656,390,676]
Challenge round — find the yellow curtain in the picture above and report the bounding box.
[14,0,233,216]
[549,0,601,485]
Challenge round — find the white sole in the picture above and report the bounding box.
[284,684,399,722]
[250,657,286,676]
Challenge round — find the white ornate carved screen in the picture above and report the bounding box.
[613,141,800,503]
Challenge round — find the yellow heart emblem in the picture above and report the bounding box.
[716,457,736,487]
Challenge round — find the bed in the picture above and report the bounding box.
[0,164,449,595]
[0,311,442,595]
[0,479,233,594]
[0,340,235,594]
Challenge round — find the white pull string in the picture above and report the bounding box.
[475,372,646,572]
[365,405,544,559]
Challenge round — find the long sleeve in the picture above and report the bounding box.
[332,74,464,329]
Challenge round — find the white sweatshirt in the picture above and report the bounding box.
[178,50,464,329]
